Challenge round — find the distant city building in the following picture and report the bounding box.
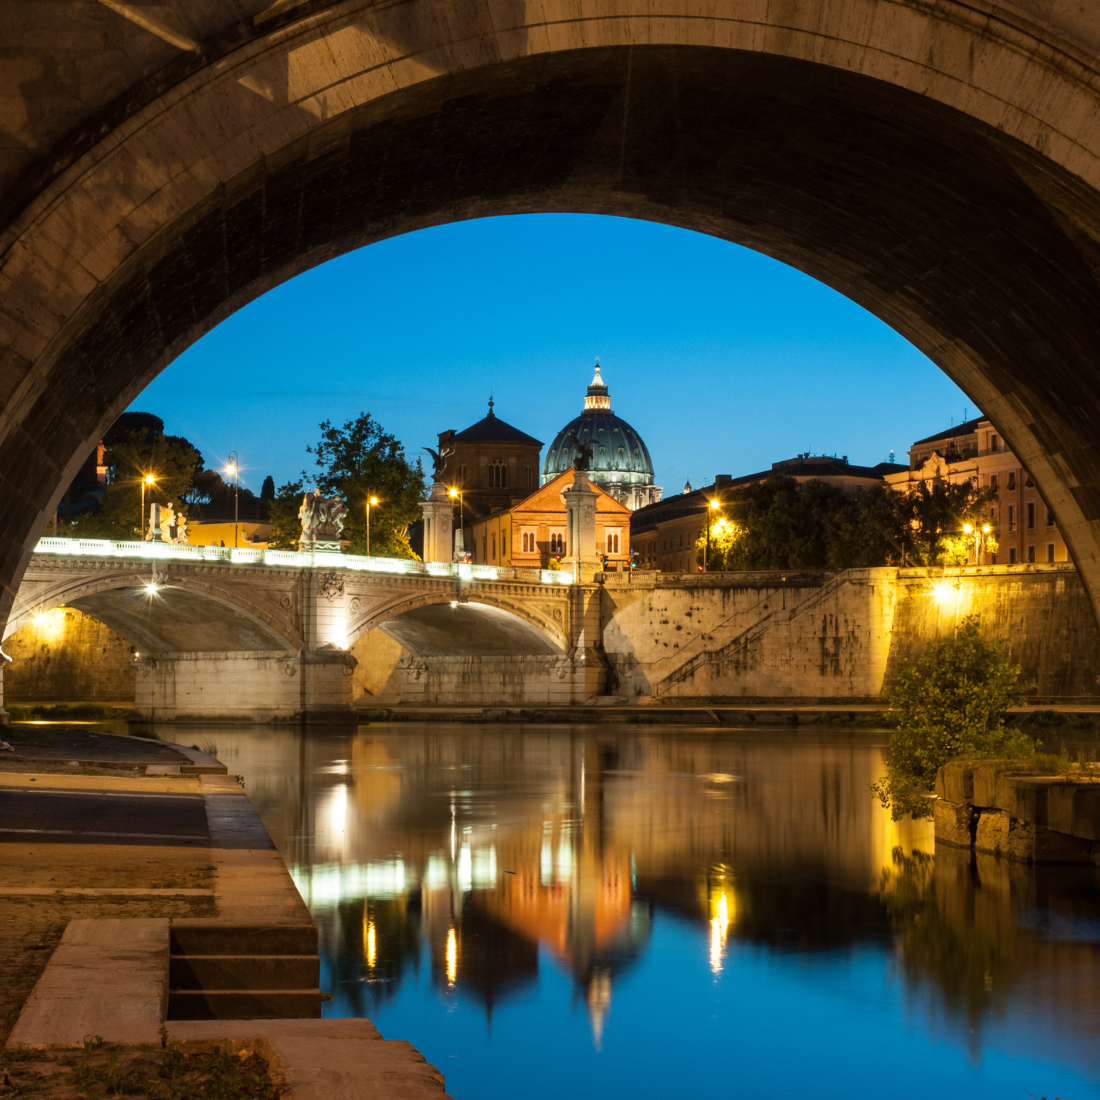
[467,469,632,569]
[542,365,662,510]
[884,416,1066,565]
[438,399,543,524]
[632,455,894,573]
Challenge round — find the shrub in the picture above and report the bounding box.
[872,616,1034,819]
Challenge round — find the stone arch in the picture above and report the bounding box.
[4,569,301,652]
[348,593,567,654]
[6,2,1100,621]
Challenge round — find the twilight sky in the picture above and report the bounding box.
[136,213,973,496]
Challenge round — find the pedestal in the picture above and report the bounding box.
[298,539,342,553]
[565,470,601,581]
[420,480,455,564]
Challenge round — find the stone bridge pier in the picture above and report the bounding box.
[3,543,602,722]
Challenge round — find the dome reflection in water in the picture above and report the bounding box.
[171,724,1100,1100]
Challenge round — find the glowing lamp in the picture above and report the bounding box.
[448,488,458,499]
[369,496,379,506]
[963,524,973,534]
[983,524,991,533]
[709,499,721,510]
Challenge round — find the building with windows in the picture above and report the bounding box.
[467,469,632,569]
[437,399,543,524]
[542,365,662,510]
[884,416,1067,564]
[632,455,894,572]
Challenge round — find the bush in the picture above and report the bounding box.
[872,616,1034,819]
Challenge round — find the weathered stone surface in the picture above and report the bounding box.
[7,918,169,1048]
[941,762,975,805]
[934,799,974,848]
[975,809,1011,856]
[972,763,1004,809]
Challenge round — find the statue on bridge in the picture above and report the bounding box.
[565,432,594,472]
[422,445,454,481]
[299,492,347,552]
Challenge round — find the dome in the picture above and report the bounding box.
[542,365,656,490]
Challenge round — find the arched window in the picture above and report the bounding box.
[489,459,507,487]
[550,533,565,555]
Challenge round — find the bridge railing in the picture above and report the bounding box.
[31,538,575,586]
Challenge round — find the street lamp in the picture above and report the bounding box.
[224,452,240,548]
[140,474,156,540]
[366,495,379,556]
[448,486,463,526]
[705,498,721,571]
[962,522,993,562]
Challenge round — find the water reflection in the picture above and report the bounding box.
[156,723,1100,1099]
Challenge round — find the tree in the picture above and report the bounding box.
[305,414,425,558]
[260,476,275,503]
[61,427,201,539]
[267,480,305,551]
[885,479,997,566]
[872,616,1034,819]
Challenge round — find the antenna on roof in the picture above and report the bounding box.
[964,407,968,421]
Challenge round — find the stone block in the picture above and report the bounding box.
[972,762,1004,808]
[1046,784,1077,835]
[933,799,973,848]
[941,761,975,804]
[1071,786,1100,841]
[1033,828,1094,864]
[7,918,169,1048]
[993,776,1049,825]
[975,809,1010,855]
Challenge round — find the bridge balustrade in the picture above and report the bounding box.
[32,538,574,586]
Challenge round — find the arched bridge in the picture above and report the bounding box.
[3,539,598,721]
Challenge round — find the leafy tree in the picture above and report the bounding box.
[260,476,276,503]
[266,479,305,551]
[885,479,997,566]
[305,414,426,558]
[872,617,1034,819]
[61,428,201,539]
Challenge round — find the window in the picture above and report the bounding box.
[1027,502,1035,529]
[481,537,487,560]
[521,531,536,553]
[990,553,998,565]
[605,529,621,555]
[549,531,565,555]
[526,465,532,489]
[457,464,467,484]
[990,434,999,452]
[1008,504,1017,532]
[1047,543,1055,563]
[1046,508,1054,528]
[1025,473,1034,488]
[491,534,497,560]
[1009,548,1017,564]
[1027,545,1036,563]
[989,474,998,492]
[488,459,507,488]
[501,533,507,558]
[1008,471,1017,490]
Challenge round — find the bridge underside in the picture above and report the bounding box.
[5,2,1100,633]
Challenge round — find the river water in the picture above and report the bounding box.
[154,722,1100,1099]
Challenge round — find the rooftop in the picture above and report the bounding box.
[445,398,543,446]
[911,415,986,447]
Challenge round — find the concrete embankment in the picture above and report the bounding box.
[1,727,451,1098]
[934,759,1100,863]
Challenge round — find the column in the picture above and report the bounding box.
[420,480,456,564]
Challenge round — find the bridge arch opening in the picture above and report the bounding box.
[352,600,566,705]
[6,3,1100,621]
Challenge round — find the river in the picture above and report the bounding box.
[152,722,1100,1099]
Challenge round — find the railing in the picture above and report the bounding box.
[31,538,575,586]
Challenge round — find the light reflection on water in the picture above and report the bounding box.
[154,723,1100,1100]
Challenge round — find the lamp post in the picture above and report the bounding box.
[963,522,993,563]
[225,452,240,548]
[366,495,379,556]
[140,474,156,540]
[705,498,721,571]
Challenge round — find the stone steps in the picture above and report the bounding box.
[168,921,321,1021]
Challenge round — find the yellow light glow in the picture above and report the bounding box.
[445,927,457,987]
[143,474,156,485]
[963,524,973,534]
[369,496,379,506]
[448,488,458,499]
[709,499,721,510]
[366,919,377,968]
[982,524,991,533]
[31,607,66,643]
[143,581,161,597]
[931,581,956,605]
[709,891,732,974]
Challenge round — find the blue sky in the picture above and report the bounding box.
[138,214,972,495]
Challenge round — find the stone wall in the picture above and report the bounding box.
[3,607,134,702]
[600,564,1100,704]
